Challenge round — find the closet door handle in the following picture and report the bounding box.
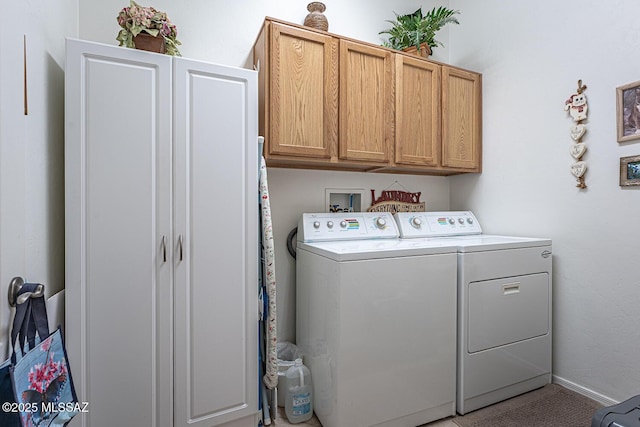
[162,236,167,263]
[178,235,183,261]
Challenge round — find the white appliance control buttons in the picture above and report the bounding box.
[394,211,482,238]
[299,213,400,242]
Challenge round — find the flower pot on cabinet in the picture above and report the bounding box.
[402,42,431,58]
[133,33,166,54]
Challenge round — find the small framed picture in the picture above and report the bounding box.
[617,80,640,142]
[620,155,640,186]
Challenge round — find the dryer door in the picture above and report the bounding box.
[467,273,550,353]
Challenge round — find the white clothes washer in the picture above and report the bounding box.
[394,211,552,415]
[296,212,458,427]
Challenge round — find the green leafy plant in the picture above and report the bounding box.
[379,6,460,52]
[116,1,181,56]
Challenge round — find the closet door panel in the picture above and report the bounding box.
[65,39,172,427]
[173,58,258,427]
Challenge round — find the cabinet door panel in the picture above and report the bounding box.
[442,67,482,170]
[173,58,258,427]
[65,39,172,427]
[340,40,393,163]
[395,55,441,166]
[269,23,338,158]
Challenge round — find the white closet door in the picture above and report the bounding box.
[65,39,173,427]
[173,57,258,427]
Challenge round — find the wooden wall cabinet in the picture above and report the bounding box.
[339,39,394,164]
[394,54,441,168]
[253,18,482,175]
[254,21,338,165]
[442,66,482,172]
[392,62,482,174]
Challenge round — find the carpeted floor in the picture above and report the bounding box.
[453,384,603,427]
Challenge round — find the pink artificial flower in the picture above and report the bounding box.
[40,336,52,352]
[28,363,49,393]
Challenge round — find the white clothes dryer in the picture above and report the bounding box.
[394,212,552,415]
[296,212,458,427]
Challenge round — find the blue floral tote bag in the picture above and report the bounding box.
[0,283,40,426]
[10,327,79,426]
[0,283,79,426]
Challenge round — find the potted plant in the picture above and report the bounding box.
[116,1,181,56]
[379,6,460,57]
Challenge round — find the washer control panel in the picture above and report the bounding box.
[394,211,482,238]
[299,212,399,242]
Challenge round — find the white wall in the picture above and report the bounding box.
[79,0,453,68]
[450,0,640,403]
[0,0,77,358]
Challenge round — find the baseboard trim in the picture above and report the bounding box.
[552,375,618,407]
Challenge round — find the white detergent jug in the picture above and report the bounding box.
[284,358,313,423]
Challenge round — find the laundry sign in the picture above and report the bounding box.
[367,187,425,213]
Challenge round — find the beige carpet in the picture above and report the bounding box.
[453,384,603,427]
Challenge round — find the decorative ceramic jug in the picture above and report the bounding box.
[304,2,328,31]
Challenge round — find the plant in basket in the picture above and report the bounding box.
[116,0,181,56]
[379,6,460,56]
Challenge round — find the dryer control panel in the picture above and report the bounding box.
[394,211,482,238]
[298,212,399,242]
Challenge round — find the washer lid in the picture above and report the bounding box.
[450,234,552,252]
[297,238,458,261]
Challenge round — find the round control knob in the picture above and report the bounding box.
[411,217,422,228]
[340,220,347,228]
[313,221,321,229]
[327,221,334,229]
[376,217,387,228]
[467,218,474,224]
[458,218,464,224]
[448,218,455,225]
